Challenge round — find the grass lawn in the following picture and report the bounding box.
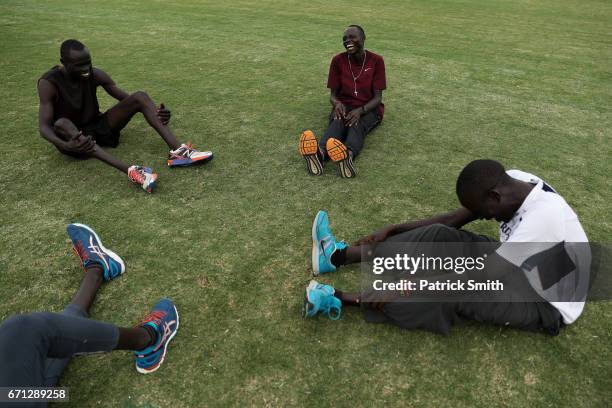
[0,0,611,406]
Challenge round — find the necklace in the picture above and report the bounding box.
[347,50,367,96]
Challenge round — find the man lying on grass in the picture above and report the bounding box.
[298,25,386,178]
[303,159,589,335]
[0,223,178,396]
[38,39,213,193]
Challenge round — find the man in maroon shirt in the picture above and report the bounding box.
[38,39,213,193]
[299,25,386,178]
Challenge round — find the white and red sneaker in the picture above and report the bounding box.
[168,143,213,167]
[128,165,157,193]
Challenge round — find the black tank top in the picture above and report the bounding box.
[40,66,101,127]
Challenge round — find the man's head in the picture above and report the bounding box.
[343,25,366,55]
[60,39,92,80]
[456,159,521,222]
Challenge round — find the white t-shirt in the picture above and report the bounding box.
[496,169,589,324]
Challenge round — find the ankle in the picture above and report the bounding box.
[135,325,157,351]
[331,248,347,267]
[85,264,105,280]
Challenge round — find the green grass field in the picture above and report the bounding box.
[1,0,611,406]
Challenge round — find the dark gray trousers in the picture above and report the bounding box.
[363,224,563,335]
[0,305,119,388]
[319,106,380,158]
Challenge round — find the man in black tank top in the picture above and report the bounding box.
[38,39,214,193]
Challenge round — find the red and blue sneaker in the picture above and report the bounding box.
[135,298,179,374]
[127,165,157,193]
[67,223,125,281]
[168,143,213,167]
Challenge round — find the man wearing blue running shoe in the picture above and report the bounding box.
[304,159,589,335]
[0,224,179,397]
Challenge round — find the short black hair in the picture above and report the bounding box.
[456,159,506,202]
[347,25,366,40]
[60,39,86,60]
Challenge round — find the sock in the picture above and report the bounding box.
[334,290,343,301]
[331,248,347,267]
[143,324,158,349]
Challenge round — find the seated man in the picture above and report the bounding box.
[298,25,386,178]
[38,39,213,193]
[303,159,589,335]
[0,223,179,398]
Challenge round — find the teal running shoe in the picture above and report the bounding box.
[302,280,342,320]
[67,223,125,281]
[135,298,179,374]
[311,210,348,275]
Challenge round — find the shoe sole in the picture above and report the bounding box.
[69,223,126,279]
[145,173,158,193]
[167,153,214,167]
[311,211,324,276]
[326,139,355,178]
[302,280,318,318]
[136,303,180,374]
[299,131,323,176]
[338,156,356,178]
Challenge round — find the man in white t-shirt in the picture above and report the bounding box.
[302,159,590,335]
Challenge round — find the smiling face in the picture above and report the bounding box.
[61,48,92,80]
[342,26,364,55]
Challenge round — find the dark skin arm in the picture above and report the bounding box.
[37,79,95,154]
[344,89,383,127]
[355,207,478,245]
[94,68,171,124]
[330,89,347,119]
[330,88,383,125]
[95,68,129,100]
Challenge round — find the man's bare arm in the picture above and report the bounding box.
[361,89,382,113]
[344,89,382,127]
[38,79,95,153]
[355,207,478,245]
[95,68,129,101]
[38,79,67,148]
[329,89,346,120]
[394,207,477,232]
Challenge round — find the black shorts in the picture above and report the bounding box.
[82,114,120,148]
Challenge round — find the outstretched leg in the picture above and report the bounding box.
[54,118,129,173]
[104,91,180,150]
[319,118,347,160]
[344,110,380,159]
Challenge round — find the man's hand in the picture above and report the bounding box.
[157,103,171,125]
[354,225,395,246]
[63,132,96,154]
[332,102,346,120]
[344,108,362,127]
[361,286,403,312]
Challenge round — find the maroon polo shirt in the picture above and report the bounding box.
[327,50,386,120]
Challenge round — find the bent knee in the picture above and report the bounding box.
[131,90,150,104]
[0,314,43,339]
[53,117,78,138]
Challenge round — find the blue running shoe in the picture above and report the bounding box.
[67,223,125,281]
[135,298,179,374]
[302,280,342,320]
[311,210,348,275]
